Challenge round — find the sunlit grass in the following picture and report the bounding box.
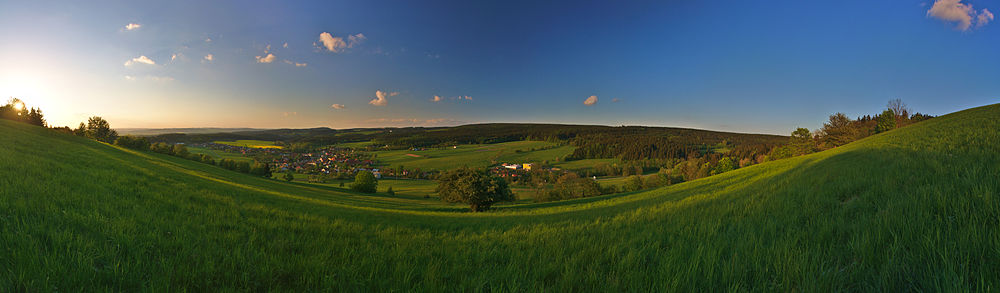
[1,104,999,290]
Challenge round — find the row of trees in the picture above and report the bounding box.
[771,99,934,160]
[1,98,46,127]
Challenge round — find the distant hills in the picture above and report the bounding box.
[117,127,267,136]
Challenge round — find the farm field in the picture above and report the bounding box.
[214,139,283,149]
[3,104,1000,291]
[373,140,574,171]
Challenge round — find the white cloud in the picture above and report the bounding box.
[205,37,212,43]
[283,42,289,48]
[204,54,213,61]
[331,104,346,109]
[431,95,442,102]
[318,32,347,52]
[927,0,992,30]
[583,95,598,106]
[369,90,398,106]
[979,9,995,27]
[124,75,136,81]
[124,23,141,31]
[348,33,366,48]
[124,55,156,66]
[283,60,308,67]
[256,53,276,63]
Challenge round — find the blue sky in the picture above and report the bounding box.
[1,0,997,134]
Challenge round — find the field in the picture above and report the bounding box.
[3,104,1000,290]
[214,139,283,149]
[187,146,255,163]
[373,140,575,171]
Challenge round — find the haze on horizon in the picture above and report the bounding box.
[1,0,997,135]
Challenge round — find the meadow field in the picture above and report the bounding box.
[188,146,255,163]
[214,139,283,149]
[2,104,999,290]
[371,140,574,171]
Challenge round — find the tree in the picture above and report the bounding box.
[84,116,118,143]
[25,108,45,127]
[887,99,909,125]
[436,168,514,212]
[712,157,735,175]
[875,109,896,133]
[283,171,295,182]
[819,113,857,148]
[249,161,271,178]
[172,144,190,157]
[114,135,150,150]
[74,122,86,136]
[625,175,644,192]
[352,170,378,193]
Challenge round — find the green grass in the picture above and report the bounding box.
[214,139,283,149]
[188,146,255,163]
[2,104,1000,290]
[554,158,620,171]
[374,140,573,171]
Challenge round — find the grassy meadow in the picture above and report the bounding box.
[372,140,574,171]
[188,146,256,163]
[2,104,999,290]
[214,139,283,149]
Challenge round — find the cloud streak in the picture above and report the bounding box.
[331,104,346,109]
[583,95,598,106]
[124,23,141,31]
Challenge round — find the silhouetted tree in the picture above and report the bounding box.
[84,116,118,143]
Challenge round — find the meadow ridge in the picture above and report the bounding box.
[2,103,999,290]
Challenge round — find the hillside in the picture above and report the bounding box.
[2,104,999,291]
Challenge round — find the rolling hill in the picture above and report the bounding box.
[2,104,998,291]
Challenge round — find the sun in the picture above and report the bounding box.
[12,100,25,111]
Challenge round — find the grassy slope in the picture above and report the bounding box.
[2,104,999,291]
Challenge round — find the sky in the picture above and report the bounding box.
[1,0,998,135]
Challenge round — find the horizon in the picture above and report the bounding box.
[2,0,998,135]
